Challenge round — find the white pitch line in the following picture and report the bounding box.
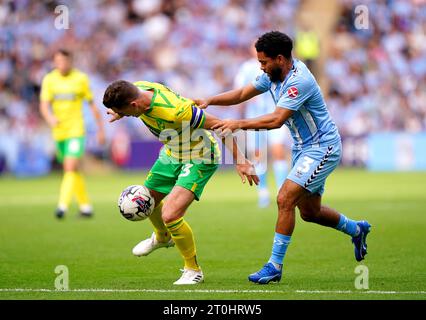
[295,290,426,294]
[0,288,425,295]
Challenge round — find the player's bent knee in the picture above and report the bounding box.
[161,209,181,224]
[276,192,296,211]
[276,193,286,208]
[162,216,174,224]
[63,158,80,171]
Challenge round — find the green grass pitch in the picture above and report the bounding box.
[0,168,425,300]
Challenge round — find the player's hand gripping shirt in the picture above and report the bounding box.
[40,69,93,141]
[134,81,220,163]
[252,59,341,150]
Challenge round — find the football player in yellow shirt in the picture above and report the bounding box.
[103,80,258,284]
[39,49,105,219]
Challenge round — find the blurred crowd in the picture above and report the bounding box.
[326,0,426,137]
[0,0,300,173]
[0,0,425,174]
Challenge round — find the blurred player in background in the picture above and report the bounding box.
[194,31,371,284]
[103,80,258,285]
[234,45,291,208]
[39,49,105,219]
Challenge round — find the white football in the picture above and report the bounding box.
[118,185,155,221]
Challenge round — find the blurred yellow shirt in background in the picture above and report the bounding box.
[40,69,93,141]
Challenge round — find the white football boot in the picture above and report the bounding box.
[173,268,204,285]
[132,232,174,256]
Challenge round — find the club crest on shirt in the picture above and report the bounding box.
[287,86,298,98]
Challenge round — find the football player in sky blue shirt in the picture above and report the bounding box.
[193,31,371,284]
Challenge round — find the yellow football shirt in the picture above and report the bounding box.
[40,68,93,141]
[134,81,221,163]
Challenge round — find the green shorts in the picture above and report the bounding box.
[144,149,219,201]
[55,137,85,163]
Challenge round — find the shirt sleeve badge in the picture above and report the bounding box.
[287,86,299,98]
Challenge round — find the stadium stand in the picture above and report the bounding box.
[0,0,425,173]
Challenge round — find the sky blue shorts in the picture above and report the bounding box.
[287,141,342,196]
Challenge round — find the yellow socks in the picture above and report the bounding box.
[58,171,92,211]
[166,218,200,271]
[58,171,76,210]
[148,201,170,243]
[74,172,90,207]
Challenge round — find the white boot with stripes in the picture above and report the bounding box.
[173,268,204,285]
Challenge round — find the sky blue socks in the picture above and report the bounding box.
[268,232,291,270]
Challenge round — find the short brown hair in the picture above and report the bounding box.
[103,80,140,110]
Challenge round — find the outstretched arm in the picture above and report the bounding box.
[211,107,293,134]
[193,84,262,109]
[202,112,259,186]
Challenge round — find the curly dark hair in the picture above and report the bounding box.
[103,80,140,110]
[255,31,293,59]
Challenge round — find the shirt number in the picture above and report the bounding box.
[179,164,193,177]
[297,156,314,173]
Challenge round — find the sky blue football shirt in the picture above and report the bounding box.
[252,58,341,150]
